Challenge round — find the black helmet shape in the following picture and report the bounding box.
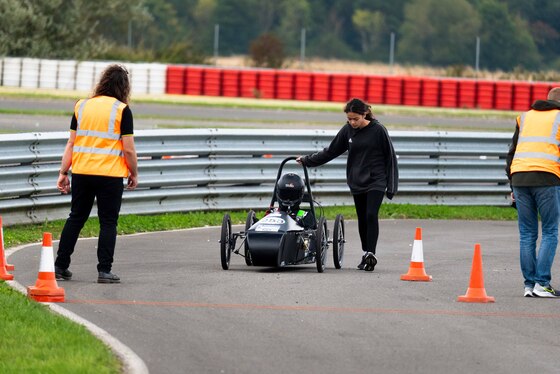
[276,173,305,208]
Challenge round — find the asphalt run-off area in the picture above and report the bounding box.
[8,219,560,374]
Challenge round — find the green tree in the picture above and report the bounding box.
[397,0,480,66]
[353,0,406,32]
[276,0,311,55]
[136,0,182,49]
[0,0,48,57]
[476,0,540,70]
[212,0,261,55]
[530,20,560,68]
[352,9,386,57]
[256,0,279,33]
[306,0,359,59]
[190,0,218,53]
[504,0,559,69]
[2,0,559,72]
[0,0,146,59]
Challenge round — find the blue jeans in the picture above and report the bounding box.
[513,186,560,288]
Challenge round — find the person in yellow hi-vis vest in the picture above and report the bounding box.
[54,65,138,284]
[506,87,560,298]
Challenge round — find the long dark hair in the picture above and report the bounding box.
[344,98,374,120]
[93,64,131,104]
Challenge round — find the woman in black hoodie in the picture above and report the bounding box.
[297,98,398,271]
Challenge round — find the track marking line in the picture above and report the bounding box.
[67,299,560,319]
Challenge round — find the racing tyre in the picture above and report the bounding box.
[244,210,257,266]
[315,217,328,273]
[220,214,233,270]
[332,214,345,269]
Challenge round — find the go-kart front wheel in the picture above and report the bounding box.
[315,217,328,273]
[244,210,257,266]
[332,214,345,269]
[220,214,233,270]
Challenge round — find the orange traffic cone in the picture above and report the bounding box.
[0,216,14,281]
[401,227,432,281]
[458,243,495,303]
[0,216,15,271]
[27,233,65,303]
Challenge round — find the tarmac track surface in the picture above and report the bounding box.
[8,219,560,374]
[0,97,514,132]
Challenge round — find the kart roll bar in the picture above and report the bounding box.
[268,156,317,224]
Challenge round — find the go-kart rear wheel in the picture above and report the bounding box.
[333,214,345,269]
[315,217,328,273]
[220,214,233,270]
[244,210,257,266]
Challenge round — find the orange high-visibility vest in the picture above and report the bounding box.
[71,96,128,178]
[511,109,560,179]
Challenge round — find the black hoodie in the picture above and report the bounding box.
[302,119,398,196]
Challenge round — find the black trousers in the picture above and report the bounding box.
[352,190,385,254]
[55,174,124,273]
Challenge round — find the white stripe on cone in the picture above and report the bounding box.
[39,244,55,272]
[410,239,424,263]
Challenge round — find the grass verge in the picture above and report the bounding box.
[0,283,121,374]
[0,108,72,116]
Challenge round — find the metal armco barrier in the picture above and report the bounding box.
[0,129,512,226]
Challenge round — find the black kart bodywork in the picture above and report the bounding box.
[220,157,345,272]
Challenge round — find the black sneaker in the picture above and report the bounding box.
[364,252,377,272]
[55,267,72,281]
[97,271,121,284]
[357,254,367,270]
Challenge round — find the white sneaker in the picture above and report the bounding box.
[524,287,534,297]
[533,283,558,298]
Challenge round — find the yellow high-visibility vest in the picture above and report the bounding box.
[511,109,560,179]
[71,96,128,178]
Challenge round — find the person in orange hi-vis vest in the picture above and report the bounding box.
[506,87,560,298]
[54,64,138,284]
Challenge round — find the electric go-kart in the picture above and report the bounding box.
[219,156,345,272]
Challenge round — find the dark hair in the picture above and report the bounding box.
[344,98,374,120]
[93,64,131,104]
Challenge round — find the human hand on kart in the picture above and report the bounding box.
[296,156,303,165]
